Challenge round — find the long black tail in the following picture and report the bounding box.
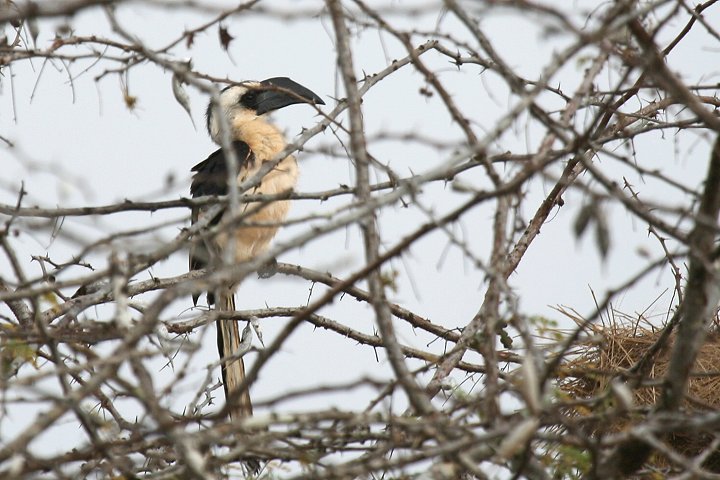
[216,291,253,419]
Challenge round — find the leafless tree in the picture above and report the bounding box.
[2,0,720,478]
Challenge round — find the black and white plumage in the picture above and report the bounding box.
[189,78,324,424]
[190,141,254,199]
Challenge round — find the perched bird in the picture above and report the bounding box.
[190,78,324,421]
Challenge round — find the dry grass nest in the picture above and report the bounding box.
[554,308,720,473]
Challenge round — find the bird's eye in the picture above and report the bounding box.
[242,91,258,103]
[239,90,261,110]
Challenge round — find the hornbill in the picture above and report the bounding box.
[190,78,324,421]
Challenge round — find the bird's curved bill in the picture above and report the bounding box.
[255,77,325,115]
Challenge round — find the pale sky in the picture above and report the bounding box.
[1,0,718,471]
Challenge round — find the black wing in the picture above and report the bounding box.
[190,141,255,305]
[190,141,254,197]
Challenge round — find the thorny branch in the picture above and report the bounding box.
[2,0,720,478]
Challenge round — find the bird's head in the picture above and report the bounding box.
[206,77,324,144]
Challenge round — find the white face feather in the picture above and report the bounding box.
[206,83,261,144]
